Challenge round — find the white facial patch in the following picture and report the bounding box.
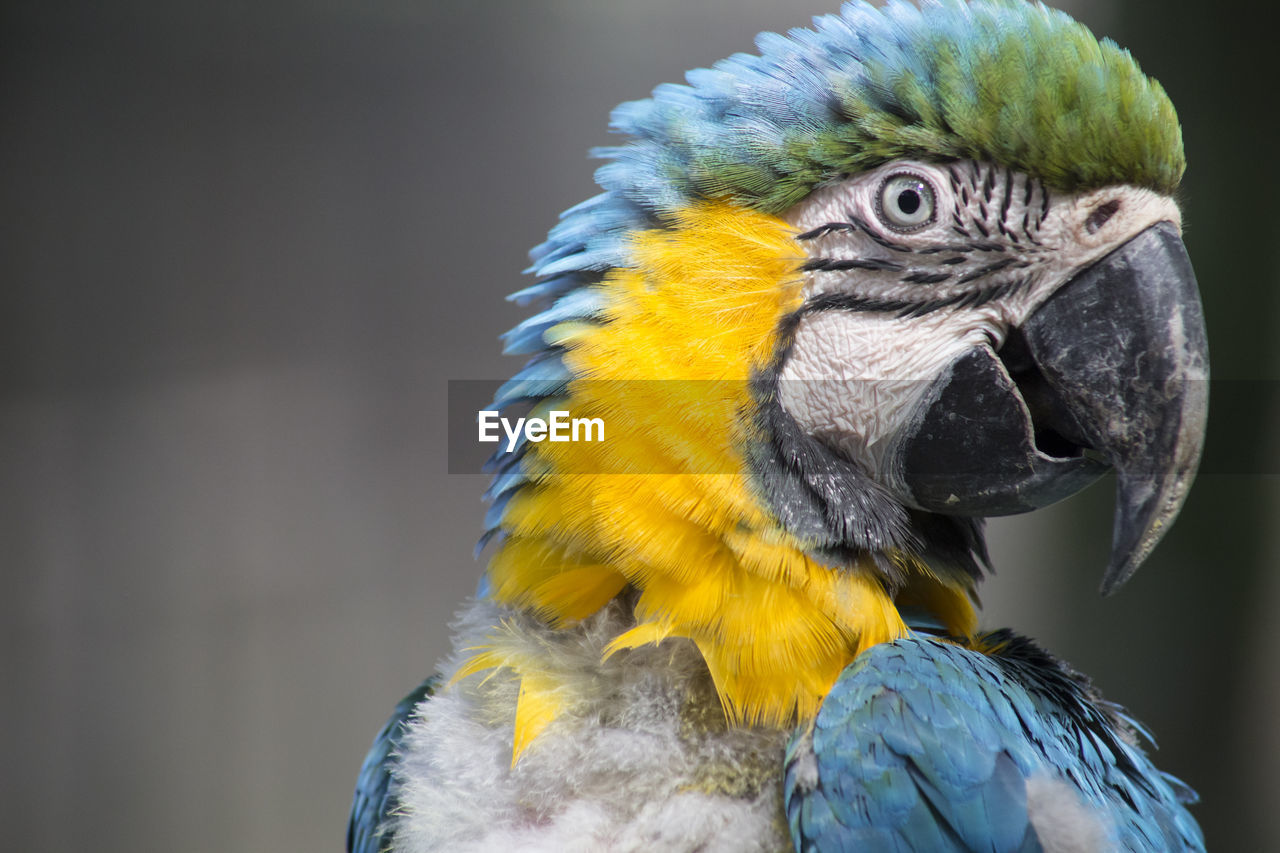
[777,308,1002,473]
[774,162,1184,476]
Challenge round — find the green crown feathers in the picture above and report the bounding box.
[595,0,1185,216]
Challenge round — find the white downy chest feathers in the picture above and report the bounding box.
[391,598,792,853]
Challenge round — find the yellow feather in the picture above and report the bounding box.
[601,621,674,660]
[450,622,572,766]
[450,646,507,688]
[530,564,629,625]
[512,673,560,767]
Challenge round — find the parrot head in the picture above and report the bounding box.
[472,0,1207,748]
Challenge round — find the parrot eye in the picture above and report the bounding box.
[877,173,936,232]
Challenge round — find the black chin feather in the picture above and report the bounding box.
[748,366,987,590]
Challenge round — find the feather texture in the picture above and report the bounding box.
[784,634,1204,852]
[595,0,1183,217]
[475,201,978,734]
[347,677,439,853]
[387,599,792,852]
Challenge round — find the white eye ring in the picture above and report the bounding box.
[877,172,936,232]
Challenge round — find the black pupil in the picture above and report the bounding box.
[897,188,921,215]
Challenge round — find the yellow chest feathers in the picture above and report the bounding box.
[471,202,976,759]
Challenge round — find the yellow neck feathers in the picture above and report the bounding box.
[473,202,976,758]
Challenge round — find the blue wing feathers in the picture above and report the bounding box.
[347,677,438,853]
[491,355,573,410]
[500,319,560,356]
[786,633,1204,852]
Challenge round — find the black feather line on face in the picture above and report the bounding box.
[822,214,914,253]
[901,271,953,284]
[795,221,857,241]
[1001,166,1014,225]
[957,257,1017,284]
[803,257,905,273]
[793,276,1027,319]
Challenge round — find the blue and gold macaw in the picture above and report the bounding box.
[350,1,1208,850]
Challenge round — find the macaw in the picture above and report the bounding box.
[349,1,1209,850]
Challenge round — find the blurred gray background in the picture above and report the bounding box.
[3,1,1276,850]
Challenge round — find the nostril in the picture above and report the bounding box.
[1085,199,1121,234]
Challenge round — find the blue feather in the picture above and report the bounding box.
[500,288,606,355]
[491,355,573,410]
[483,469,527,503]
[507,274,587,308]
[785,633,1205,852]
[500,318,559,356]
[347,677,438,853]
[482,488,517,534]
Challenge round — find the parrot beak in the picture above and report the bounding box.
[898,222,1209,593]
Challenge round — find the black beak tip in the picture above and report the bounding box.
[1099,460,1201,596]
[1100,557,1135,597]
